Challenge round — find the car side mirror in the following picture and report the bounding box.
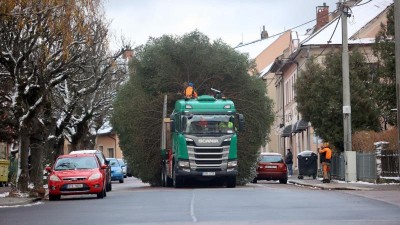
[101,165,108,169]
[45,166,52,172]
[105,159,110,165]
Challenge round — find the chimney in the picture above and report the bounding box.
[122,49,134,60]
[315,3,329,31]
[260,25,268,39]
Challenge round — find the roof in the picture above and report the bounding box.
[97,121,113,134]
[301,0,393,46]
[69,150,98,154]
[175,95,236,113]
[260,152,282,156]
[58,153,96,158]
[235,35,281,59]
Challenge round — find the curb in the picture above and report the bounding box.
[0,197,42,207]
[288,180,373,191]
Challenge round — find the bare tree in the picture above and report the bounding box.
[0,0,103,192]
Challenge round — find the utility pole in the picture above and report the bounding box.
[395,0,400,177]
[341,0,356,182]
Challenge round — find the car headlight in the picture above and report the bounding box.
[227,160,237,167]
[178,161,190,168]
[89,173,102,180]
[49,175,61,182]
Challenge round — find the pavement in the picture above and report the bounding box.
[0,177,399,207]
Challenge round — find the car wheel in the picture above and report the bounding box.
[49,194,61,201]
[106,182,112,192]
[119,178,124,183]
[97,187,106,199]
[279,179,288,184]
[251,178,257,184]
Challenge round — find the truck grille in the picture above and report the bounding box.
[188,146,229,171]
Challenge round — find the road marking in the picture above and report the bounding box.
[190,191,197,222]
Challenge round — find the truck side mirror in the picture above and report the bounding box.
[237,113,244,132]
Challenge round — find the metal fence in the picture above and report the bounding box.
[356,153,376,181]
[380,150,399,177]
[331,152,381,181]
[331,154,345,180]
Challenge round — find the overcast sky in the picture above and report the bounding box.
[104,0,339,49]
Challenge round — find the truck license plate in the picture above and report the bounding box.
[67,184,83,189]
[202,172,215,176]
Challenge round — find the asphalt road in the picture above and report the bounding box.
[1,177,399,225]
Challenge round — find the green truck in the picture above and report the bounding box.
[161,94,244,188]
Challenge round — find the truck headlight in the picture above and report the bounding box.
[178,161,190,168]
[227,160,237,168]
[185,138,195,146]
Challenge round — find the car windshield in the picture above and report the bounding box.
[260,155,283,163]
[182,114,234,134]
[108,158,120,167]
[117,159,125,166]
[54,157,98,171]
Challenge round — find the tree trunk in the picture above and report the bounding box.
[17,131,30,192]
[30,136,44,191]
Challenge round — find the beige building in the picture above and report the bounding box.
[268,0,392,170]
[63,124,124,159]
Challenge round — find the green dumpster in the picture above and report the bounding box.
[0,159,10,182]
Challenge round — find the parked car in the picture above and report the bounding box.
[107,158,124,183]
[252,152,288,184]
[70,150,112,191]
[46,153,107,201]
[117,159,127,178]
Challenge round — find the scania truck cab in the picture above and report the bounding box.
[161,95,244,188]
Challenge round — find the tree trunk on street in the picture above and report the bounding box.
[17,131,30,192]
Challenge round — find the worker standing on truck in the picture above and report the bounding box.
[319,142,332,183]
[184,82,198,99]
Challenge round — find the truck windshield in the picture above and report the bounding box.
[182,114,234,134]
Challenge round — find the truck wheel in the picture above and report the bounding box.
[173,169,184,188]
[161,166,167,187]
[166,175,173,187]
[226,176,236,188]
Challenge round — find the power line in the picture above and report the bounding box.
[234,12,335,49]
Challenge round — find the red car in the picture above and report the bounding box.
[46,154,107,201]
[253,153,288,184]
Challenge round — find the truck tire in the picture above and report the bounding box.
[226,176,236,188]
[161,166,166,187]
[173,168,184,188]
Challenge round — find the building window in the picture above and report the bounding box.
[108,148,114,158]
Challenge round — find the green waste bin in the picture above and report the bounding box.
[0,159,10,182]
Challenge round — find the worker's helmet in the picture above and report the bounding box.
[188,82,194,87]
[322,142,329,148]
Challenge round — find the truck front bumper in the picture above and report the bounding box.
[175,168,238,178]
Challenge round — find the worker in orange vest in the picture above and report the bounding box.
[319,142,332,183]
[184,82,198,99]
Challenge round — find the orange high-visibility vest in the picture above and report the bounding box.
[185,86,198,98]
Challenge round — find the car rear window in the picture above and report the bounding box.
[55,157,98,170]
[260,155,283,163]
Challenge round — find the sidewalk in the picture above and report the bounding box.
[0,185,42,207]
[289,176,400,191]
